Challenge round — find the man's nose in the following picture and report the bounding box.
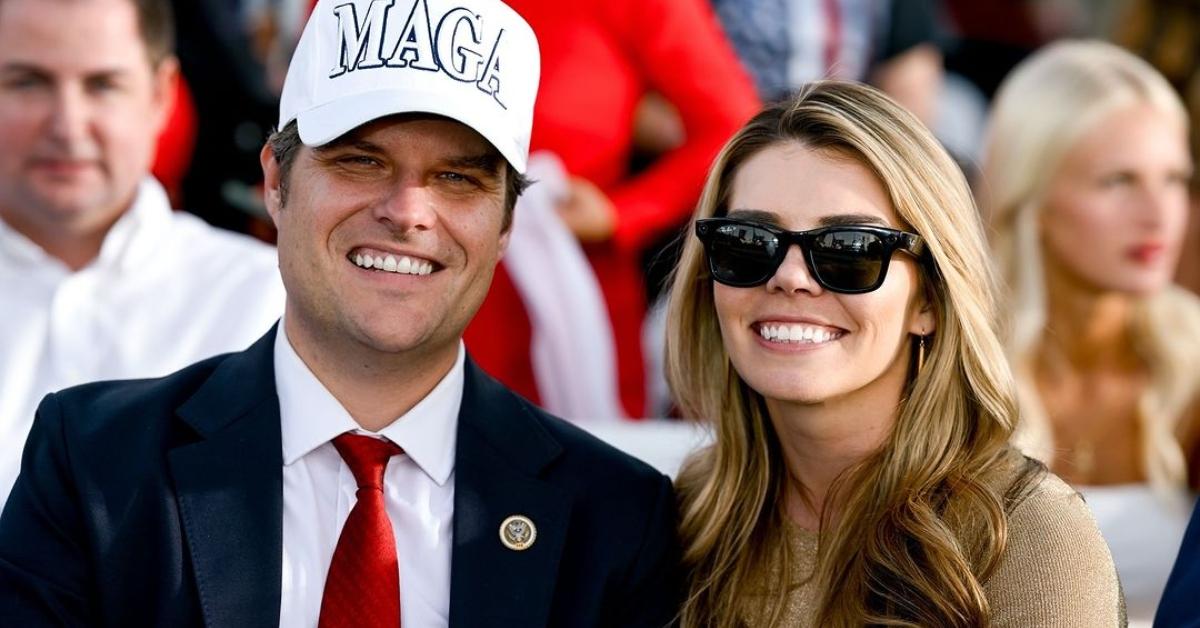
[45,84,90,147]
[373,181,438,233]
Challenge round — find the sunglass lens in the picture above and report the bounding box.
[809,230,885,291]
[707,223,779,285]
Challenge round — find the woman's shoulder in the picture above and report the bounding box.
[976,456,1106,555]
[982,468,1126,627]
[1005,471,1098,533]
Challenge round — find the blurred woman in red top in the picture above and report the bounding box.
[465,0,759,417]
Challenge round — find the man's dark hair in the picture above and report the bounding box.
[133,0,175,66]
[0,0,176,65]
[267,121,531,231]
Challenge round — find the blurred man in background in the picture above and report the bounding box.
[0,0,284,508]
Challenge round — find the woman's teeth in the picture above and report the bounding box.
[758,324,841,344]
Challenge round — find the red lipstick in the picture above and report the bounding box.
[1127,243,1165,264]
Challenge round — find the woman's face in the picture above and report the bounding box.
[1041,103,1191,296]
[713,143,934,407]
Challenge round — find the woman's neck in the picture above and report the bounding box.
[1041,262,1138,372]
[767,350,909,531]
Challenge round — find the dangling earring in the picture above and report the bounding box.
[917,334,927,372]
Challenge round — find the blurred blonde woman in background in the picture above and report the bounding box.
[667,81,1123,627]
[983,40,1200,623]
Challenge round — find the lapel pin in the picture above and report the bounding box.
[499,515,537,551]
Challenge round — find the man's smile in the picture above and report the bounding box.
[349,247,436,276]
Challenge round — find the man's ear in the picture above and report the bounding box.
[261,144,283,226]
[149,56,180,136]
[497,224,512,260]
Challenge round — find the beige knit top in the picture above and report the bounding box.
[738,472,1126,627]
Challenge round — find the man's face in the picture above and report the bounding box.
[0,0,174,240]
[263,116,511,366]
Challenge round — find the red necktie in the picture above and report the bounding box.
[318,434,404,628]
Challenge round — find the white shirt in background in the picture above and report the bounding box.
[275,325,460,628]
[0,178,285,508]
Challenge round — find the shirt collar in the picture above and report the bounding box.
[274,322,462,486]
[98,178,172,272]
[0,215,46,266]
[0,177,172,272]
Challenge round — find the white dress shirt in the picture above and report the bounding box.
[275,325,460,628]
[0,178,285,508]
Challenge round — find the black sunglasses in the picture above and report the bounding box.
[694,217,927,293]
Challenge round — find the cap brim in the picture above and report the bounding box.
[294,88,528,173]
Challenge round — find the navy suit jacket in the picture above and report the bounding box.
[0,328,682,627]
[1158,498,1200,627]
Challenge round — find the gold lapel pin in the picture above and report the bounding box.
[499,515,537,551]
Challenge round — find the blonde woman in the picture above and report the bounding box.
[982,40,1200,622]
[666,81,1123,627]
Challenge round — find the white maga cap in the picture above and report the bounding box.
[280,0,540,172]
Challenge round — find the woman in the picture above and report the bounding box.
[983,40,1200,622]
[666,81,1123,626]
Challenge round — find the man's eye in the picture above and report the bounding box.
[439,172,479,185]
[339,155,380,167]
[2,76,44,90]
[85,77,119,94]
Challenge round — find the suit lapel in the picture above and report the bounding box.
[168,328,283,628]
[449,360,571,628]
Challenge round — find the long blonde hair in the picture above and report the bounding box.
[982,39,1200,492]
[667,81,1040,627]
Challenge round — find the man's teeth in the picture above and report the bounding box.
[353,253,433,276]
[758,324,840,344]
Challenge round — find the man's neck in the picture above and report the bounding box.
[0,206,124,272]
[282,314,459,432]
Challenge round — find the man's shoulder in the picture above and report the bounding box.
[45,350,237,440]
[504,393,670,491]
[1159,498,1200,626]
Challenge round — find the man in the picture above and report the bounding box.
[1158,503,1200,627]
[0,0,682,626]
[0,0,285,507]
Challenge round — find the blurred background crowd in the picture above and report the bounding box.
[141,0,1200,417]
[4,0,1200,625]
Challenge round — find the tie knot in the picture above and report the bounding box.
[332,433,404,490]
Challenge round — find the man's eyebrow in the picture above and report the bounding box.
[313,138,386,155]
[444,152,503,174]
[0,63,51,78]
[1,63,128,78]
